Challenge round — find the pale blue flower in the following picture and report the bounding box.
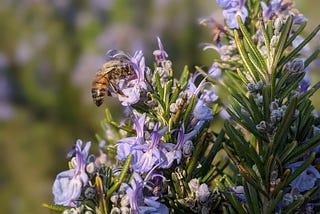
[153,37,168,66]
[216,0,240,10]
[198,183,211,203]
[109,50,147,106]
[116,113,146,161]
[287,161,320,192]
[229,186,246,203]
[160,125,197,168]
[208,62,222,79]
[118,83,142,106]
[299,75,310,94]
[52,140,91,206]
[217,0,248,29]
[223,4,248,29]
[200,89,219,104]
[184,72,211,99]
[193,100,213,121]
[124,172,169,214]
[260,0,307,24]
[131,123,168,173]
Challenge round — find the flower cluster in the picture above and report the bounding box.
[49,37,222,213]
[47,0,320,213]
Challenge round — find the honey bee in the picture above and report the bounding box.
[92,51,135,106]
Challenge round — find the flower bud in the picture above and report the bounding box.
[198,183,211,203]
[274,18,283,35]
[120,207,130,214]
[282,193,293,207]
[183,140,194,157]
[289,58,304,73]
[84,187,96,199]
[86,162,96,174]
[110,207,121,214]
[270,35,279,48]
[120,194,130,207]
[188,178,200,194]
[256,120,267,132]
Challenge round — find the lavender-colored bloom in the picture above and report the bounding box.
[184,72,211,99]
[216,0,239,10]
[118,83,142,106]
[229,186,246,203]
[261,0,307,24]
[130,123,168,173]
[193,100,213,121]
[223,6,248,29]
[124,172,169,214]
[153,37,168,66]
[260,0,281,20]
[141,197,169,214]
[109,50,147,106]
[116,113,146,161]
[161,125,197,168]
[208,62,222,79]
[217,0,248,29]
[299,75,310,94]
[52,140,91,206]
[200,89,219,104]
[198,183,211,203]
[287,161,320,192]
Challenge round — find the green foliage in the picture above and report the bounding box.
[222,13,320,213]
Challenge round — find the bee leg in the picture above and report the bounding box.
[109,82,128,97]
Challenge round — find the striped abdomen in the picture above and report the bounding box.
[92,74,109,106]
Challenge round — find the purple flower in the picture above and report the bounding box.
[216,0,240,10]
[287,161,320,192]
[153,37,168,66]
[299,75,310,94]
[184,72,211,99]
[260,0,307,24]
[217,0,248,29]
[130,123,168,173]
[108,50,147,106]
[52,140,91,206]
[208,62,222,79]
[198,184,211,203]
[223,5,248,29]
[160,125,197,168]
[193,100,213,121]
[260,0,281,20]
[116,113,146,161]
[124,172,169,214]
[229,186,246,203]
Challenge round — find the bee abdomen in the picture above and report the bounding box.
[92,88,106,106]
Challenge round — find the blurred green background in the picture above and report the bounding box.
[0,1,318,213]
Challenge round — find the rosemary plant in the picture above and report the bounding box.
[45,0,320,213]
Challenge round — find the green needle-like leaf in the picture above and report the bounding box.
[238,15,268,73]
[266,190,283,214]
[279,24,320,68]
[284,134,320,163]
[182,94,196,124]
[304,49,320,68]
[42,204,70,212]
[154,71,164,100]
[284,21,307,48]
[278,140,297,163]
[234,29,261,82]
[282,198,304,214]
